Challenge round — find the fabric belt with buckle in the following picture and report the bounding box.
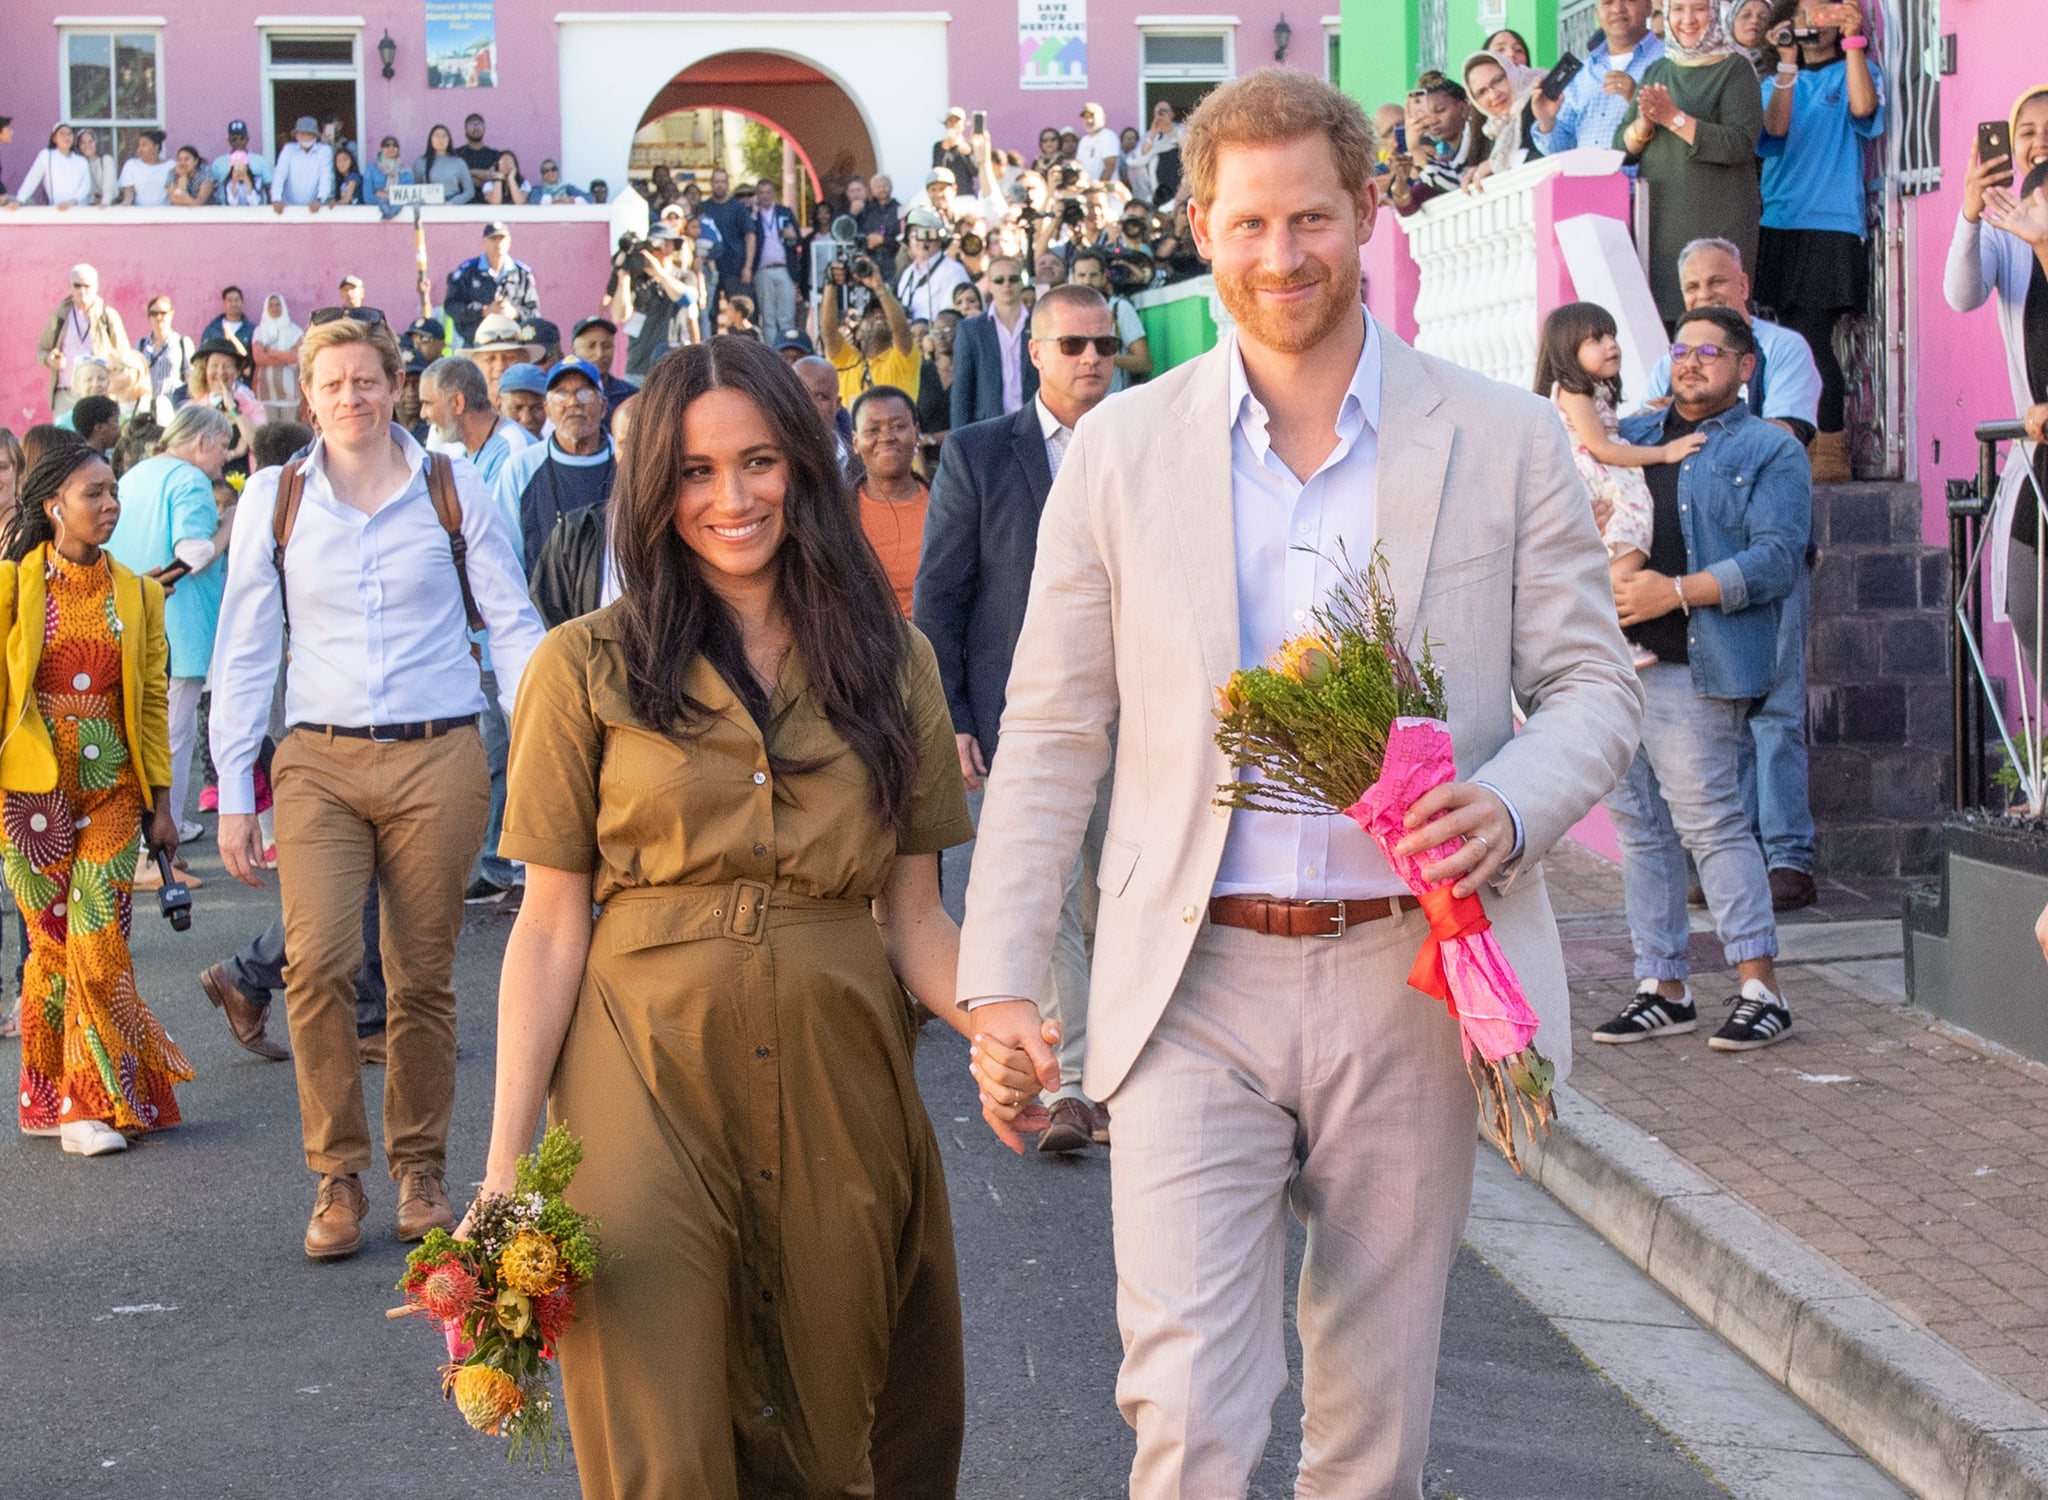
[1207,893,1422,940]
[293,714,479,744]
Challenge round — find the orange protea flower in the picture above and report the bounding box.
[410,1257,482,1323]
[1269,633,1336,686]
[498,1229,567,1297]
[452,1363,524,1435]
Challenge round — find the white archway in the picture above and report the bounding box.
[554,11,950,198]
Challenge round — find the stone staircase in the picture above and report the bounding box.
[1805,482,1951,878]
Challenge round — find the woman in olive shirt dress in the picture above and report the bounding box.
[476,335,1036,1498]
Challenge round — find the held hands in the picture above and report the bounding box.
[218,811,268,890]
[969,1003,1062,1154]
[1393,782,1514,898]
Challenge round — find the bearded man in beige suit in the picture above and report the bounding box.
[960,70,1644,1498]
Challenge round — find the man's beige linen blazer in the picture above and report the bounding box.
[956,321,1645,1102]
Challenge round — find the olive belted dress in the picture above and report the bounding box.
[499,608,975,1500]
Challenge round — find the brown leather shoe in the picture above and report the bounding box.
[1038,1096,1094,1155]
[1769,868,1817,913]
[357,1029,387,1067]
[199,964,290,1061]
[304,1174,369,1260]
[1091,1101,1112,1147]
[396,1169,454,1242]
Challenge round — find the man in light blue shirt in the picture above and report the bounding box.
[209,119,272,191]
[1530,0,1665,159]
[1643,238,1821,443]
[272,117,335,206]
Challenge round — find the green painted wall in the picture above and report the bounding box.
[1446,0,1562,71]
[1338,0,1422,113]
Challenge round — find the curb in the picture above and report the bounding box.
[1519,1084,2048,1500]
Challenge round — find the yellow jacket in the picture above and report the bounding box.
[0,545,172,797]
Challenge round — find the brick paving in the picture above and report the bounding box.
[1545,839,2048,1409]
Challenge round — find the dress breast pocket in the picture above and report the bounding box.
[600,723,704,798]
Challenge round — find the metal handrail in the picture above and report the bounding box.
[1950,420,2035,810]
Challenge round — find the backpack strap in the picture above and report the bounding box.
[270,457,308,632]
[425,451,488,660]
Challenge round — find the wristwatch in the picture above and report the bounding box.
[1672,112,1691,131]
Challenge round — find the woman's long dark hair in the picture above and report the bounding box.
[1534,300,1624,406]
[614,336,918,825]
[8,447,106,563]
[424,124,452,172]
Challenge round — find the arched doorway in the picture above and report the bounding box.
[637,52,878,204]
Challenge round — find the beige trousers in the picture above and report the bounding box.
[272,725,489,1180]
[1108,909,1478,1499]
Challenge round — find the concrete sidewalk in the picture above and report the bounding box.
[1533,841,2048,1499]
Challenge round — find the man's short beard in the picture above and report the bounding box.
[1212,259,1357,356]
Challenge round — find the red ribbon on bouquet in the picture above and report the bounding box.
[1406,885,1493,1013]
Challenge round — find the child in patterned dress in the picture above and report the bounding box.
[1536,302,1707,669]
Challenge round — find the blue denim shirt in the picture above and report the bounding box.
[1617,401,1811,701]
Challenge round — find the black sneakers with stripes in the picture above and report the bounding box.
[1707,981,1793,1051]
[1591,981,1697,1044]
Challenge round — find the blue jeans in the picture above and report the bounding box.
[1736,569,1815,873]
[469,671,519,889]
[1604,662,1779,982]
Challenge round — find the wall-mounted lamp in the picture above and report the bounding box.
[377,29,397,80]
[1274,15,1292,62]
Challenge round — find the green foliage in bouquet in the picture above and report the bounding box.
[1214,548,1447,814]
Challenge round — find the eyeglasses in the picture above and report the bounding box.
[1032,335,1122,357]
[1669,341,1736,364]
[989,274,1024,286]
[546,386,603,407]
[308,306,389,328]
[149,306,172,316]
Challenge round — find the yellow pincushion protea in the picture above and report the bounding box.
[498,1228,568,1297]
[452,1364,524,1435]
[1268,632,1336,686]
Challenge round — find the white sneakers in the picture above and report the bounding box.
[59,1119,128,1156]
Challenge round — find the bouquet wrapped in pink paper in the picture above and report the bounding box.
[1214,550,1555,1169]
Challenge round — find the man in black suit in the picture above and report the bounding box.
[950,254,1038,429]
[914,283,1117,1156]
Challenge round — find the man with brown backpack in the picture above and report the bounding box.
[208,314,543,1261]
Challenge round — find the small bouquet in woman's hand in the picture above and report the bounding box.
[389,1125,601,1469]
[1213,550,1555,1170]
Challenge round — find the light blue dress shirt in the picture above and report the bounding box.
[1532,34,1667,160]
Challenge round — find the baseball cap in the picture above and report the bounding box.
[482,220,509,239]
[338,274,365,290]
[774,330,815,355]
[944,106,967,121]
[497,364,548,396]
[925,167,956,188]
[405,317,444,342]
[545,357,603,392]
[293,116,319,135]
[571,316,618,339]
[227,119,248,136]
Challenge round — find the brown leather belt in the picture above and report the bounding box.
[1207,893,1421,940]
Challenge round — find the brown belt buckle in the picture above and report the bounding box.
[1304,898,1347,939]
[722,879,771,942]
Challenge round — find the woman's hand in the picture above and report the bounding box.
[1462,162,1497,192]
[1638,83,1679,129]
[1984,185,2048,247]
[2025,402,2048,445]
[1964,145,2014,224]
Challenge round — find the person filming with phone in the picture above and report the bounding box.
[1530,0,1666,160]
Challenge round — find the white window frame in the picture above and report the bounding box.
[255,16,366,160]
[54,20,165,156]
[1322,15,1341,83]
[1134,16,1239,127]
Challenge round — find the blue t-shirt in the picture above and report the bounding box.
[491,437,618,573]
[1759,59,1886,237]
[108,454,227,679]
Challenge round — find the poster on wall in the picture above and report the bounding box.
[1019,0,1087,90]
[425,0,496,88]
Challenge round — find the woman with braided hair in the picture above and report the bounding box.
[5,446,186,1157]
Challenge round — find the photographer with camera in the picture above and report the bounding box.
[895,207,973,322]
[823,252,923,410]
[1068,248,1152,391]
[1756,0,1883,482]
[610,225,699,381]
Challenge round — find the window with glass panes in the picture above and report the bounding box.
[61,28,163,163]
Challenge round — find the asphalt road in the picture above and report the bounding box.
[0,847,1724,1499]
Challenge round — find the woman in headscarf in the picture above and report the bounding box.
[1461,48,1545,187]
[1728,0,1779,72]
[249,294,304,426]
[1617,0,1766,324]
[1947,85,2048,672]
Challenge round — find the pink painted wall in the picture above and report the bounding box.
[1361,219,1420,341]
[1,209,611,430]
[0,2,1307,188]
[1536,171,1633,311]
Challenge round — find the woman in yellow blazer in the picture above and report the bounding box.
[6,445,188,1157]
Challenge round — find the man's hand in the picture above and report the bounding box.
[1614,568,1682,628]
[956,733,987,792]
[218,811,268,890]
[1393,783,1515,897]
[1603,69,1639,103]
[969,1000,1061,1154]
[1531,88,1562,131]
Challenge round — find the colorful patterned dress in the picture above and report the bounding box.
[11,551,190,1135]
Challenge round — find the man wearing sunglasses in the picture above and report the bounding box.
[1597,304,1811,1054]
[950,255,1039,427]
[489,358,616,575]
[915,282,1120,1157]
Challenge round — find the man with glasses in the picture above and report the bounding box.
[36,263,128,419]
[951,255,1038,426]
[1530,0,1665,158]
[490,359,617,574]
[1594,305,1810,1053]
[137,295,195,423]
[895,207,972,322]
[913,283,1120,1156]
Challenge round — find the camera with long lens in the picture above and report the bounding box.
[1105,253,1152,296]
[828,215,877,316]
[153,846,192,932]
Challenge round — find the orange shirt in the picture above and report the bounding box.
[858,483,928,616]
